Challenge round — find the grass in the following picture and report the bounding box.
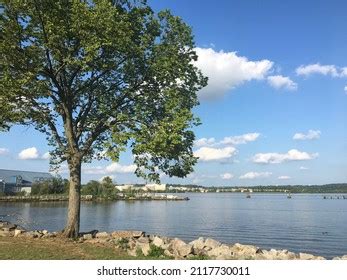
[0,236,163,260]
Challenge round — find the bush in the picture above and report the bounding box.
[31,176,68,195]
[147,244,165,258]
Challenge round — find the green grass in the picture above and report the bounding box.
[0,237,164,260]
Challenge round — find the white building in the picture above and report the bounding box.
[115,184,133,192]
[145,183,166,192]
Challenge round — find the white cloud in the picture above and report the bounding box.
[240,172,272,179]
[194,47,273,99]
[267,75,297,90]
[344,85,347,94]
[296,64,339,77]
[105,163,137,173]
[0,148,9,155]
[221,173,234,180]
[293,130,321,140]
[252,149,318,164]
[296,63,347,78]
[221,133,260,145]
[194,137,216,147]
[194,146,237,161]
[299,166,309,170]
[18,147,40,160]
[278,175,291,180]
[18,147,50,160]
[41,152,50,160]
[80,163,137,175]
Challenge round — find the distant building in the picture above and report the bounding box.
[0,169,53,194]
[145,183,166,192]
[114,184,134,192]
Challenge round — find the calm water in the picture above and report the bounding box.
[1,193,346,259]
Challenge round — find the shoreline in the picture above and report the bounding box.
[1,220,346,260]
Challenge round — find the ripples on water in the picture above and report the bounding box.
[1,193,346,258]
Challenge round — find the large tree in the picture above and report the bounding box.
[0,0,206,237]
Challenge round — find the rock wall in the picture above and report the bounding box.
[1,220,346,260]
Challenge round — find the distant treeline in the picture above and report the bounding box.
[168,183,347,193]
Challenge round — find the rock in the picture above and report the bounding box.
[111,230,144,239]
[189,237,205,250]
[341,255,347,260]
[83,233,93,240]
[204,238,221,250]
[0,222,16,231]
[170,238,192,257]
[136,236,150,245]
[42,230,48,235]
[207,245,233,258]
[299,253,315,260]
[152,236,165,248]
[95,232,110,239]
[14,229,24,237]
[23,231,39,238]
[164,249,175,258]
[0,231,11,237]
[140,243,151,256]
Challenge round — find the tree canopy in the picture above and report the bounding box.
[0,0,207,237]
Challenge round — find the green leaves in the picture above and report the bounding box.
[0,0,207,181]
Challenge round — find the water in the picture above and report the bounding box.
[1,193,346,259]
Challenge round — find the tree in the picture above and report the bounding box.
[0,0,207,237]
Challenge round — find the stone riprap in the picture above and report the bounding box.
[1,220,346,260]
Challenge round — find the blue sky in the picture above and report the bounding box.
[1,0,346,186]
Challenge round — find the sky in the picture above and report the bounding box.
[1,0,347,186]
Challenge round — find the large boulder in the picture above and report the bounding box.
[189,237,205,250]
[152,236,165,248]
[204,238,221,250]
[170,238,193,257]
[299,253,316,260]
[207,245,233,258]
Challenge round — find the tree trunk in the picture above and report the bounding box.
[63,159,82,238]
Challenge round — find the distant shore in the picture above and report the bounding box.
[0,194,190,203]
[1,220,346,260]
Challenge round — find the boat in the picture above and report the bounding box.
[246,193,251,198]
[287,193,292,199]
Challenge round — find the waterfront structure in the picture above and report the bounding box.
[144,183,166,192]
[0,169,53,194]
[114,184,134,192]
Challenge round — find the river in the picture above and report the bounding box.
[1,193,346,259]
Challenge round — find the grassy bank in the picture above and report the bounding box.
[0,236,163,260]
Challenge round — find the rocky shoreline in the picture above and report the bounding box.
[1,220,346,260]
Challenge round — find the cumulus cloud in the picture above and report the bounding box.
[252,149,318,164]
[221,133,260,145]
[194,146,237,162]
[293,130,321,140]
[221,173,234,180]
[105,163,137,173]
[18,147,50,160]
[41,152,51,160]
[194,137,216,147]
[296,63,347,77]
[18,147,40,160]
[344,85,347,94]
[194,47,273,99]
[239,172,272,179]
[0,148,9,155]
[58,162,137,175]
[267,75,297,90]
[278,175,291,180]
